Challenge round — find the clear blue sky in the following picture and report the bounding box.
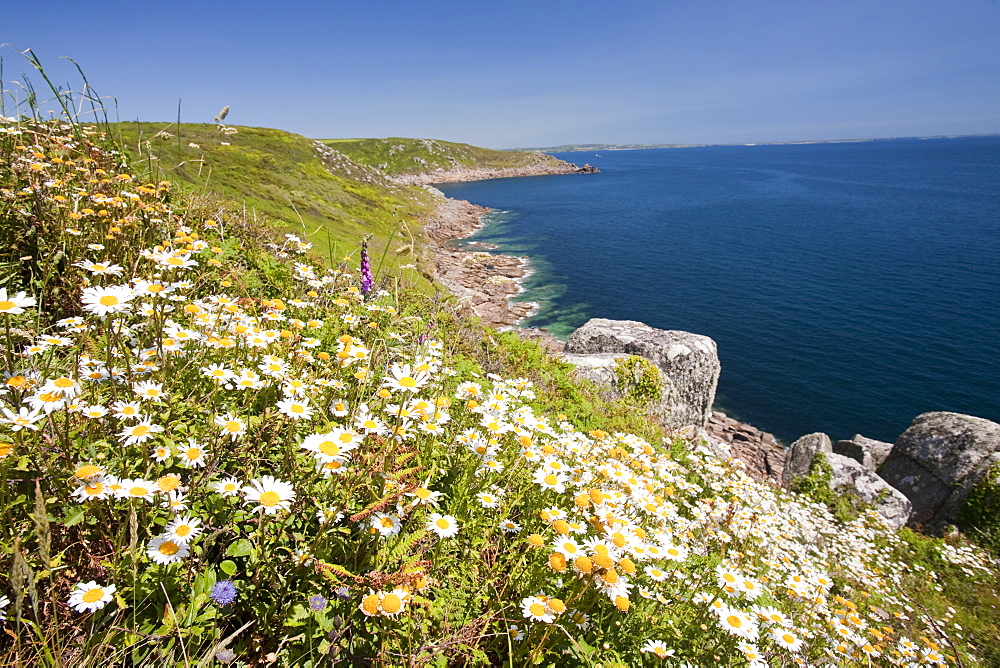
[3,0,999,148]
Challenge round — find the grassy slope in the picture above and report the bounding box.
[113,123,439,292]
[319,137,565,175]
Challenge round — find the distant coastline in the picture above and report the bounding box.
[516,132,1000,153]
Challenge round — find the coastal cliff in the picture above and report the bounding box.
[392,159,597,185]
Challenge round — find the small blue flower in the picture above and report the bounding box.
[210,580,238,606]
[309,594,327,611]
[216,648,235,663]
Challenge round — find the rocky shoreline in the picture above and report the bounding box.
[420,158,597,331]
[423,187,539,328]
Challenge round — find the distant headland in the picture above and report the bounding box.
[516,132,1000,152]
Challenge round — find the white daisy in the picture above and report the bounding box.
[425,513,459,539]
[0,288,37,315]
[214,477,242,497]
[81,285,135,315]
[241,476,296,514]
[165,515,203,544]
[67,581,115,613]
[147,534,191,564]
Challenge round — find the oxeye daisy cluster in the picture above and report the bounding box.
[0,117,989,666]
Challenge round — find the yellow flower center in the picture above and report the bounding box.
[547,598,566,614]
[361,594,380,615]
[399,376,417,388]
[175,525,191,537]
[416,488,431,499]
[259,491,281,507]
[0,301,15,311]
[543,474,558,486]
[82,588,105,603]
[782,634,795,644]
[290,404,305,413]
[54,377,74,388]
[99,295,119,306]
[157,475,180,492]
[75,465,102,479]
[727,615,743,628]
[129,486,148,496]
[594,553,614,569]
[380,593,402,614]
[158,541,180,556]
[225,421,241,432]
[435,518,450,530]
[132,425,150,436]
[723,573,736,583]
[529,603,547,617]
[318,441,340,457]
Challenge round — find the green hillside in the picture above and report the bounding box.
[320,136,566,175]
[113,123,438,290]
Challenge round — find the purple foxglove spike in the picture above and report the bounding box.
[360,241,374,297]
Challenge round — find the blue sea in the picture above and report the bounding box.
[436,137,1000,445]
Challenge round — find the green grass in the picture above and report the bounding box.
[112,123,439,293]
[317,136,567,176]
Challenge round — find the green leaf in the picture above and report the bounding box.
[220,559,237,576]
[227,539,253,558]
[62,506,85,527]
[283,602,309,628]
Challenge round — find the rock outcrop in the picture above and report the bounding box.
[826,453,912,531]
[834,434,893,471]
[782,432,833,488]
[563,319,720,430]
[705,411,784,484]
[880,412,1000,529]
[562,352,664,404]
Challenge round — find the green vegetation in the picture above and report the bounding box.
[791,452,863,523]
[113,122,438,293]
[318,136,564,176]
[1,62,998,666]
[958,462,1000,556]
[613,355,663,406]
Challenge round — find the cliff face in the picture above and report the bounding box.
[319,136,598,183]
[392,159,597,185]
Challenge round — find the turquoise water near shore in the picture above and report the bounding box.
[437,137,1000,444]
